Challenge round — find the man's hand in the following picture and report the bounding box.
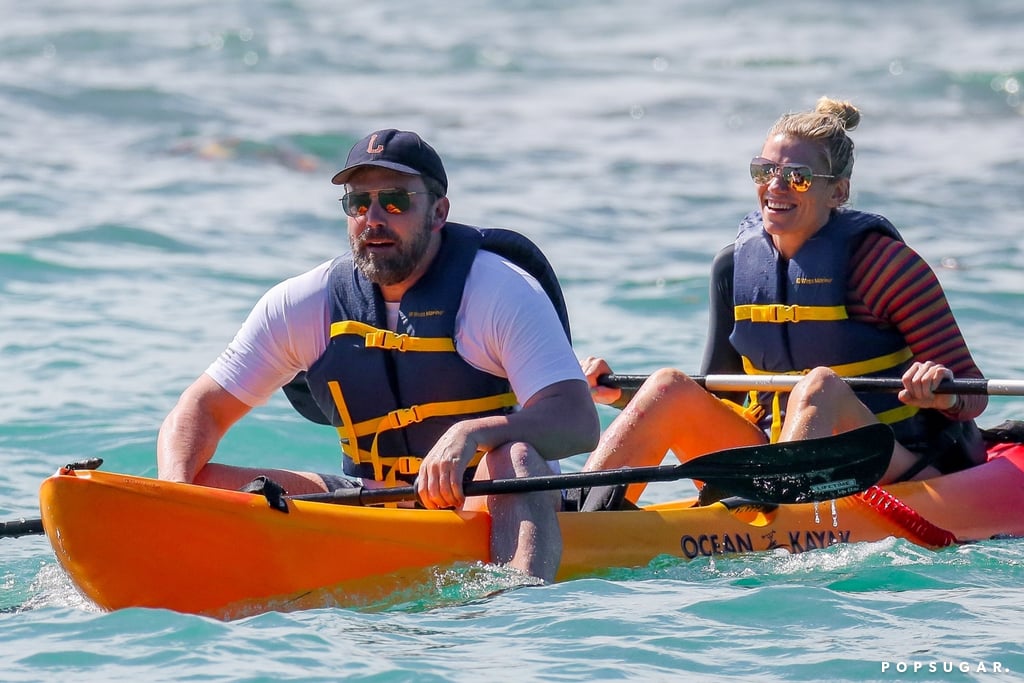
[415,422,481,509]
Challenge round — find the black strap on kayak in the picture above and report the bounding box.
[240,476,289,513]
[61,458,104,472]
[561,485,638,512]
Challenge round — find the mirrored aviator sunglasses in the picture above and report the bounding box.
[749,158,834,193]
[340,189,421,217]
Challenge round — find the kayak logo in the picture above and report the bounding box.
[679,532,753,558]
[761,528,852,553]
[784,528,852,553]
[678,528,853,559]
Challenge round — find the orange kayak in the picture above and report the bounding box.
[38,443,1024,616]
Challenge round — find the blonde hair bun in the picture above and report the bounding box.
[815,96,861,132]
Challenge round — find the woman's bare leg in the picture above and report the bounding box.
[582,368,766,500]
[780,367,939,483]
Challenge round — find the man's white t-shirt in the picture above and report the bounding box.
[206,250,585,409]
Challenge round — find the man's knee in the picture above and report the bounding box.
[480,442,547,479]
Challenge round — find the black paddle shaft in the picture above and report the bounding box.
[290,423,894,507]
[0,459,102,539]
[0,517,44,539]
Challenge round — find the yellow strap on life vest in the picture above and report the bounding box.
[326,319,496,482]
[340,392,517,441]
[342,442,487,487]
[826,346,914,377]
[876,403,919,425]
[769,391,783,443]
[327,379,359,449]
[734,304,849,324]
[719,397,765,430]
[740,358,802,377]
[335,392,517,479]
[329,320,456,353]
[740,345,913,380]
[737,388,786,443]
[371,447,488,488]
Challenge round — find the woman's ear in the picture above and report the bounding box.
[829,178,851,208]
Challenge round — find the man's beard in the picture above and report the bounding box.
[350,216,433,286]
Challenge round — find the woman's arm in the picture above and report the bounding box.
[700,244,746,403]
[849,232,987,420]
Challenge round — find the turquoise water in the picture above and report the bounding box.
[2,0,1023,680]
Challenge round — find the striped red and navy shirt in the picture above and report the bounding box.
[701,233,987,420]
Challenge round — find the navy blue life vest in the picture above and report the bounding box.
[282,222,570,483]
[728,208,930,443]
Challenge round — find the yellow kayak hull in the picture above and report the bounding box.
[39,444,1024,615]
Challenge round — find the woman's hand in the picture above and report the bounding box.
[579,355,622,405]
[899,361,958,411]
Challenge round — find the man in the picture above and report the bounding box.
[157,129,599,582]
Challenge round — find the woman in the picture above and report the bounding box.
[581,97,987,504]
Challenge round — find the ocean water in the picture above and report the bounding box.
[2,0,1023,680]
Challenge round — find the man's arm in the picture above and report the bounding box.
[414,250,600,507]
[487,377,599,461]
[157,373,252,483]
[415,378,599,509]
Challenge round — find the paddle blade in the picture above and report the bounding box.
[678,423,894,504]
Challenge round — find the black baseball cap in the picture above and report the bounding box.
[331,129,448,193]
